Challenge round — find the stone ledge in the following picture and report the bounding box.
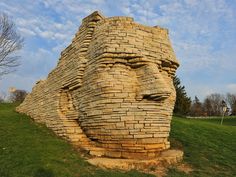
[87,149,183,171]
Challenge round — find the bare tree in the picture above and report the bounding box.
[0,91,7,102]
[0,13,23,76]
[231,101,236,115]
[10,89,27,103]
[0,95,4,103]
[226,93,236,115]
[206,93,225,116]
[190,96,203,116]
[203,98,213,116]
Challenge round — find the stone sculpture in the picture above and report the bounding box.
[17,11,181,162]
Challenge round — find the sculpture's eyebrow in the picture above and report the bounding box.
[159,60,178,77]
[161,60,179,70]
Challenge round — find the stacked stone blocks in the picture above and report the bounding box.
[17,11,179,160]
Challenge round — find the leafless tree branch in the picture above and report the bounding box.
[0,13,24,76]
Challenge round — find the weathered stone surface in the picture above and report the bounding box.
[87,150,183,170]
[17,11,180,160]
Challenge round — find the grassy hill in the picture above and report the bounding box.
[0,103,235,177]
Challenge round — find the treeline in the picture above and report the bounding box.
[0,89,27,103]
[190,94,235,116]
[174,76,236,117]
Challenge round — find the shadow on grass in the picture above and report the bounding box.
[0,169,10,177]
[34,168,54,177]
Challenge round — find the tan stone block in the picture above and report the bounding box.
[116,122,125,128]
[159,127,170,132]
[121,152,146,159]
[134,134,153,138]
[144,143,165,150]
[153,133,169,138]
[105,151,122,158]
[90,149,105,157]
[137,138,165,144]
[110,130,129,135]
[120,115,134,121]
[134,124,144,129]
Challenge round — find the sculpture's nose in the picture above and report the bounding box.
[136,63,172,101]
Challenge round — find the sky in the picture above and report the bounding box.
[0,0,236,100]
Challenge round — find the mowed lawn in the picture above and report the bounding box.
[0,103,236,177]
[169,116,236,177]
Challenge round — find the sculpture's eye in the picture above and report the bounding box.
[113,59,128,66]
[129,63,146,69]
[97,58,128,69]
[128,58,149,69]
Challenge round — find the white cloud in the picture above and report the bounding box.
[52,43,68,53]
[226,84,236,94]
[189,85,218,100]
[184,82,234,101]
[173,41,215,72]
[0,73,36,93]
[91,0,105,4]
[0,47,57,93]
[184,0,198,7]
[40,31,54,39]
[16,16,75,42]
[18,27,36,36]
[16,48,57,79]
[120,6,133,17]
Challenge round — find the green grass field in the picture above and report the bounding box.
[169,116,236,177]
[0,103,236,177]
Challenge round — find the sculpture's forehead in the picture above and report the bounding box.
[90,17,179,67]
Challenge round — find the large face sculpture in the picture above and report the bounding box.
[76,17,179,159]
[16,13,179,160]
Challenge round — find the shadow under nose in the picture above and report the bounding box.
[143,92,171,101]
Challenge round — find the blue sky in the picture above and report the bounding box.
[0,0,236,100]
